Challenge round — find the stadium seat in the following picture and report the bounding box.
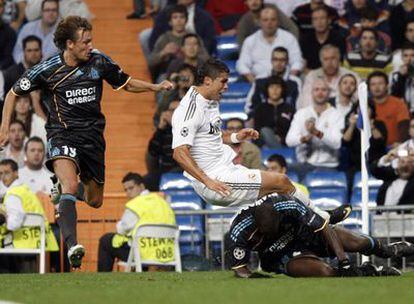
[125,224,182,272]
[352,172,383,190]
[216,35,239,60]
[304,171,347,189]
[168,193,203,211]
[287,171,299,183]
[220,102,247,121]
[179,228,204,256]
[222,82,251,99]
[350,188,378,207]
[222,60,240,83]
[160,173,193,196]
[261,147,297,166]
[310,189,346,209]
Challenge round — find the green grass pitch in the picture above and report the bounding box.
[0,271,413,304]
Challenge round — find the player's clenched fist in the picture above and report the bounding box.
[205,179,231,197]
[156,80,174,92]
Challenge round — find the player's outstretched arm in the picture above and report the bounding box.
[0,90,18,147]
[222,128,259,145]
[173,145,231,197]
[123,78,174,93]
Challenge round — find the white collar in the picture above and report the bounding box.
[140,189,150,196]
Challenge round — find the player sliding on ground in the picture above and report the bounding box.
[0,16,174,268]
[227,193,414,278]
[171,58,350,222]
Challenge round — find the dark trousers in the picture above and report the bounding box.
[0,255,37,273]
[97,233,130,272]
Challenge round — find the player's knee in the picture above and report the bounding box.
[60,179,79,195]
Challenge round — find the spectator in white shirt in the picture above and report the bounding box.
[0,120,26,168]
[236,4,303,82]
[19,136,53,194]
[286,79,344,180]
[297,44,357,109]
[12,0,60,63]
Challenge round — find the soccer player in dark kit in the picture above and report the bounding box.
[227,193,414,278]
[0,16,174,268]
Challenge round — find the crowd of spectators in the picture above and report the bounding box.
[136,0,414,208]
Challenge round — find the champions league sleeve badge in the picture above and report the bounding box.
[180,127,189,137]
[19,78,31,91]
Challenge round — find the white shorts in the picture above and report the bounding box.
[192,164,262,207]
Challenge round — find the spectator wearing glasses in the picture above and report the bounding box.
[12,0,60,63]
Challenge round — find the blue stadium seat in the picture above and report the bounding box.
[310,189,346,209]
[261,147,297,166]
[179,228,204,255]
[304,171,347,189]
[350,188,378,207]
[160,173,192,191]
[206,204,235,219]
[222,60,240,83]
[222,82,251,99]
[216,35,239,60]
[352,172,383,190]
[169,193,203,211]
[287,171,299,183]
[220,102,247,121]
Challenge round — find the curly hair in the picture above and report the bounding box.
[54,16,92,51]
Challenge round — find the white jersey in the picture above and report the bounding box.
[172,86,236,180]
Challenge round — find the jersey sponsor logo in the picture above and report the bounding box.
[65,86,97,105]
[180,127,189,137]
[233,247,246,260]
[19,78,31,91]
[268,229,295,253]
[208,118,222,135]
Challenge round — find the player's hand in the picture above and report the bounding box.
[155,80,174,92]
[338,259,361,277]
[205,178,231,197]
[237,128,259,141]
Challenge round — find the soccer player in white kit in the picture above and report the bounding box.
[171,59,350,221]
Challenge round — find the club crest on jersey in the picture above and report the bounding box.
[19,78,31,91]
[233,247,245,260]
[180,127,189,137]
[208,118,222,134]
[89,68,100,79]
[51,147,61,157]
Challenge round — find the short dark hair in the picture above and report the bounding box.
[196,58,229,85]
[272,46,288,58]
[367,70,389,86]
[41,0,59,10]
[23,35,42,50]
[311,6,330,18]
[54,16,92,51]
[24,136,45,152]
[360,6,379,21]
[267,154,287,169]
[225,118,245,128]
[177,63,197,77]
[122,172,144,185]
[9,120,26,133]
[182,33,200,46]
[168,5,188,21]
[401,41,414,52]
[265,75,286,99]
[0,159,19,172]
[359,27,379,41]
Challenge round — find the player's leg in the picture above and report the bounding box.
[82,178,104,209]
[285,255,337,277]
[52,158,85,268]
[334,226,414,258]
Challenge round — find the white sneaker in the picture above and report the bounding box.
[68,244,85,269]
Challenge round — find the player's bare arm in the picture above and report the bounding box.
[0,90,19,147]
[123,78,174,93]
[222,128,259,145]
[173,145,231,197]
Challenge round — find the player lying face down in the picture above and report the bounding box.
[227,193,414,278]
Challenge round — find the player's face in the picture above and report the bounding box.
[405,23,414,42]
[312,10,329,33]
[25,142,45,168]
[266,161,286,174]
[123,181,144,199]
[69,30,93,62]
[8,123,25,149]
[0,165,18,187]
[259,8,278,36]
[339,76,356,98]
[182,37,199,59]
[41,1,59,26]
[320,49,339,76]
[15,97,31,115]
[311,80,330,105]
[208,73,229,100]
[368,76,388,99]
[23,41,42,67]
[169,12,187,32]
[271,51,288,74]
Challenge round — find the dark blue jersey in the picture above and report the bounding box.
[227,194,327,269]
[12,49,130,136]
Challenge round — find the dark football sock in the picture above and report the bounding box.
[361,236,393,258]
[56,194,78,249]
